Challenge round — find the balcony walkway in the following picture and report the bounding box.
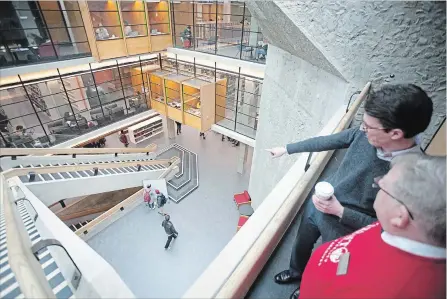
[87,124,251,298]
[247,147,348,299]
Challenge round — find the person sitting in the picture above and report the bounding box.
[266,84,433,299]
[95,23,110,40]
[299,153,446,299]
[124,21,139,37]
[256,41,268,60]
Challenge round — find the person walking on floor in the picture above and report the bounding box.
[162,214,178,250]
[156,189,168,215]
[119,130,129,147]
[175,121,182,135]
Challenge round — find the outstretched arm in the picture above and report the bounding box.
[267,128,359,157]
[286,128,357,154]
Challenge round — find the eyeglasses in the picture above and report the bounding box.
[373,176,414,220]
[360,122,387,133]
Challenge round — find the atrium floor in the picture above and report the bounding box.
[88,123,252,298]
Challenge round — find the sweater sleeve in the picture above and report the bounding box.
[340,207,377,230]
[286,128,358,155]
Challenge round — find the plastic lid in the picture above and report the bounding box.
[315,181,334,197]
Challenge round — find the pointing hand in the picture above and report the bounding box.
[266,147,287,158]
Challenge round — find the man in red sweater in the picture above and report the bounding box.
[299,153,446,299]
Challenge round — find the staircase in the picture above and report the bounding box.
[157,144,199,203]
[15,159,169,184]
[69,220,92,232]
[0,199,74,299]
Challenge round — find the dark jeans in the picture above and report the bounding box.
[289,195,354,277]
[165,233,178,249]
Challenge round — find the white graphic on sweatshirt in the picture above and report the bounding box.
[318,222,379,266]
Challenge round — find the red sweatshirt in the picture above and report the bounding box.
[300,222,446,299]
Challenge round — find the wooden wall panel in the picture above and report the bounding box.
[426,120,446,156]
[78,0,99,60]
[150,34,172,52]
[200,82,216,132]
[126,36,151,56]
[96,39,127,60]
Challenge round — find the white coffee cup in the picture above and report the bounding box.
[315,182,334,201]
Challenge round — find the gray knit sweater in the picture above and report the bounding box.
[286,128,390,230]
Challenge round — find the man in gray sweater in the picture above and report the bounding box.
[267,84,433,299]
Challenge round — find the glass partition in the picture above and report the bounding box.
[0,0,91,68]
[0,55,157,148]
[215,69,261,139]
[147,0,170,35]
[171,0,267,64]
[88,1,123,41]
[120,1,148,38]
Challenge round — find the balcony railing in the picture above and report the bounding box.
[183,82,371,298]
[0,147,181,299]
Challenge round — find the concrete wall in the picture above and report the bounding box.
[247,1,446,207]
[248,46,348,208]
[248,0,446,146]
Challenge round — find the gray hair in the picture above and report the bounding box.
[391,153,446,246]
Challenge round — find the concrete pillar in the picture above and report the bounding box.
[237,143,249,174]
[248,17,259,46]
[223,0,231,23]
[248,45,348,209]
[166,118,175,139]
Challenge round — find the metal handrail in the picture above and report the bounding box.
[32,239,82,289]
[0,175,55,298]
[14,198,38,222]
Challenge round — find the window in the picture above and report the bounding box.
[120,1,148,38]
[170,1,267,64]
[147,0,170,35]
[215,70,262,139]
[0,1,91,68]
[88,1,123,40]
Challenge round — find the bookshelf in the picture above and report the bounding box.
[128,116,163,144]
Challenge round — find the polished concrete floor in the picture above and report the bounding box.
[88,123,251,298]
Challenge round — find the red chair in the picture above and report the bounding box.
[234,190,251,207]
[237,215,249,231]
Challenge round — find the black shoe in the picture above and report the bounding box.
[274,270,300,284]
[289,287,300,299]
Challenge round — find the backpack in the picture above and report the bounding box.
[159,193,167,205]
[143,190,150,203]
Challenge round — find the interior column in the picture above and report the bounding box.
[237,143,248,174]
[166,118,175,139]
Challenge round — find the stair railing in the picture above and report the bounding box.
[2,158,174,180]
[0,144,157,158]
[0,174,55,298]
